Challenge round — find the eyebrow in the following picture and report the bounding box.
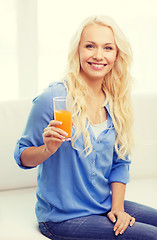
[85,41,115,45]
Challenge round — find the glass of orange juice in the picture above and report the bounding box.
[53,97,72,141]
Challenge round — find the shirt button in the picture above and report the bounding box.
[98,140,100,143]
[93,149,95,152]
[92,161,95,164]
[92,172,95,176]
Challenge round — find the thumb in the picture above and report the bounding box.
[107,212,116,223]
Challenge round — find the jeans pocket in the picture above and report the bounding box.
[45,221,57,230]
[39,222,55,238]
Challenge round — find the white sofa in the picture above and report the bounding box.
[0,95,157,240]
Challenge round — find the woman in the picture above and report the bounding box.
[14,15,157,239]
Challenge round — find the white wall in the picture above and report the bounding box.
[0,0,157,101]
[38,0,157,95]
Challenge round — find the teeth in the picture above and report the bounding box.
[90,63,106,69]
[91,63,104,69]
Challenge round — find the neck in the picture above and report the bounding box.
[83,77,104,97]
[84,80,106,107]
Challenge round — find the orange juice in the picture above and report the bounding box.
[54,110,72,140]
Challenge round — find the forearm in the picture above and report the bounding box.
[20,145,52,167]
[110,182,126,211]
[108,182,135,236]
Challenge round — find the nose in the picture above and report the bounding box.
[93,48,104,61]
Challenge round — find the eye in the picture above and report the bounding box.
[86,44,94,49]
[104,46,113,50]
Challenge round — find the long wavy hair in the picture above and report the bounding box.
[63,15,134,159]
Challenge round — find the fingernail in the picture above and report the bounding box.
[120,230,124,234]
[113,219,116,223]
[59,121,62,125]
[114,227,117,231]
[115,231,119,236]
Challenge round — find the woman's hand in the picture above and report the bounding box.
[43,120,68,156]
[107,210,135,236]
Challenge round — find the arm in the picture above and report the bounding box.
[14,83,70,168]
[111,182,125,211]
[107,182,135,236]
[20,120,68,167]
[20,145,51,167]
[107,150,135,235]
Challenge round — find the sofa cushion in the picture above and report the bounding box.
[0,187,47,240]
[130,94,157,179]
[0,99,37,190]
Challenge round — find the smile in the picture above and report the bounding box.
[88,62,107,70]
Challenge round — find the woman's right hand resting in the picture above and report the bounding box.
[43,120,68,155]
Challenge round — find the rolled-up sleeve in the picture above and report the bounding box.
[108,149,131,184]
[14,141,33,169]
[14,86,54,169]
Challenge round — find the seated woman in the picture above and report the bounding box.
[14,15,157,240]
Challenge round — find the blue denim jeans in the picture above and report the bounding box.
[39,201,157,240]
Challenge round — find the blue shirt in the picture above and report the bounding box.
[14,82,130,223]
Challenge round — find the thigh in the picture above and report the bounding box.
[124,200,157,227]
[39,214,157,240]
[39,215,116,240]
[120,221,157,240]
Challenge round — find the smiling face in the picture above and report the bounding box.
[78,24,117,83]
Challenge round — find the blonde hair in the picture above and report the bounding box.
[63,15,134,159]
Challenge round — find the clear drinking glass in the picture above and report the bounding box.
[53,97,72,141]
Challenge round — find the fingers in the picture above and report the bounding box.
[114,216,135,236]
[114,217,130,236]
[108,211,135,236]
[107,212,116,223]
[44,120,68,139]
[48,120,62,127]
[42,119,72,156]
[44,127,67,139]
[43,130,65,142]
[130,217,135,227]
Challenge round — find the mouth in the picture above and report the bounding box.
[88,62,107,69]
